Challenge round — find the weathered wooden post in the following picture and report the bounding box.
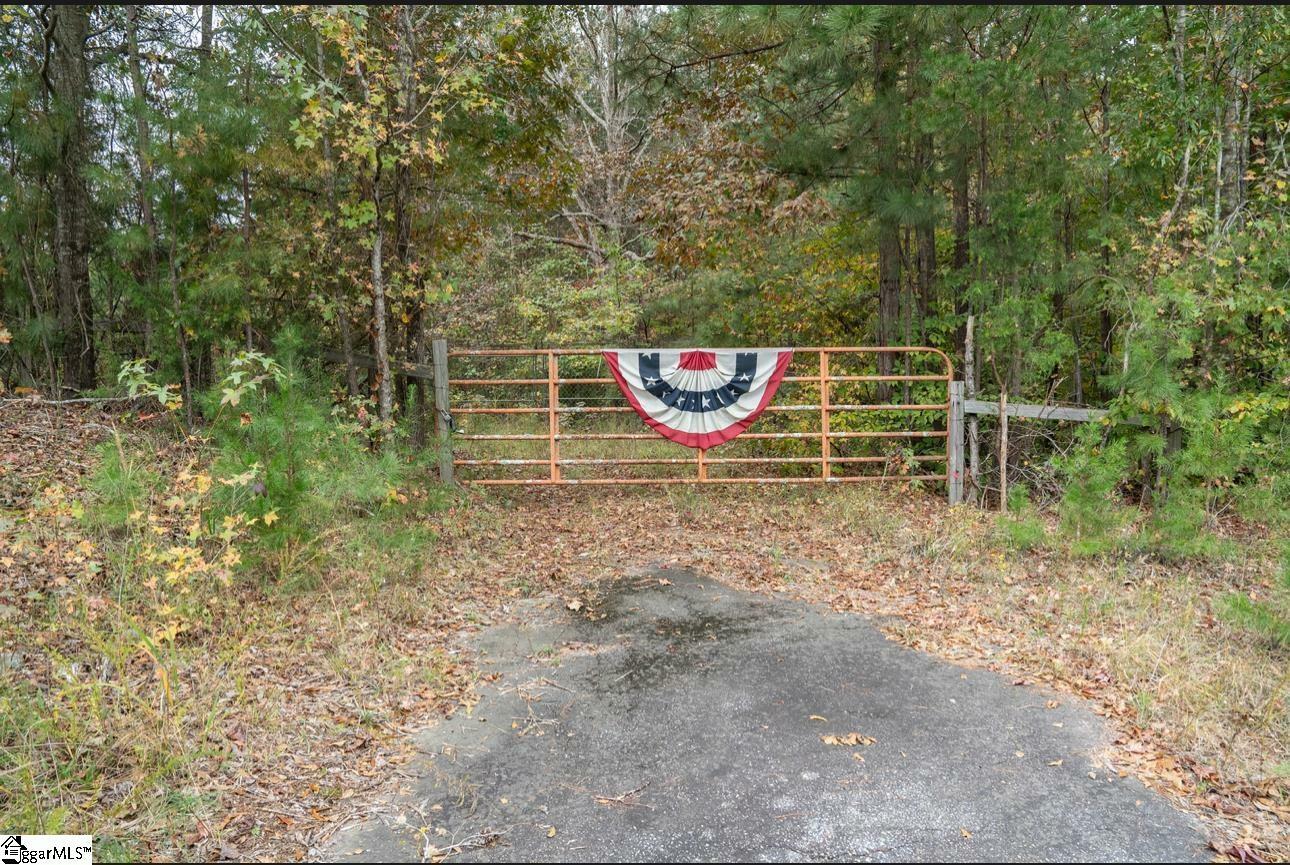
[948,380,965,505]
[965,314,980,501]
[431,338,454,485]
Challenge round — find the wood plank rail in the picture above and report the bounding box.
[947,395,1139,506]
[323,349,435,381]
[963,399,1108,423]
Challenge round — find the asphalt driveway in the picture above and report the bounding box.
[324,568,1205,862]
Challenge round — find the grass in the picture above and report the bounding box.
[3,399,1286,860]
[0,402,471,861]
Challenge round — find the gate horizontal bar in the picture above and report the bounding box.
[454,454,948,467]
[452,403,948,415]
[496,430,949,441]
[450,374,951,386]
[451,345,949,357]
[465,474,948,486]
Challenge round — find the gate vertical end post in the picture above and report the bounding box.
[820,351,831,480]
[547,351,560,482]
[432,338,454,485]
[948,380,965,505]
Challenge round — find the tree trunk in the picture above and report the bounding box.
[49,5,96,391]
[315,32,359,398]
[1098,79,1115,396]
[395,5,431,446]
[914,123,936,323]
[354,32,389,424]
[167,121,195,428]
[873,34,901,401]
[950,137,971,357]
[200,5,213,56]
[241,57,255,349]
[370,170,393,430]
[125,6,160,344]
[965,314,980,503]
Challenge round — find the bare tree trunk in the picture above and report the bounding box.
[565,6,648,266]
[49,5,96,391]
[370,168,393,430]
[125,5,160,352]
[876,223,901,398]
[392,6,433,451]
[354,36,392,431]
[965,314,980,502]
[394,5,418,432]
[1097,81,1115,393]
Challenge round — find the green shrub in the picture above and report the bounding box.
[194,336,451,582]
[1056,432,1133,556]
[998,484,1047,551]
[204,347,381,529]
[1136,485,1233,562]
[84,434,162,532]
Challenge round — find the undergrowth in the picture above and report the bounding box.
[0,350,456,859]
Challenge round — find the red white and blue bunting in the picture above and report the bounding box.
[603,348,794,448]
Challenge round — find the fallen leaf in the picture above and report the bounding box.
[821,732,876,747]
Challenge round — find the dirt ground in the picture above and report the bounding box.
[1,402,1285,862]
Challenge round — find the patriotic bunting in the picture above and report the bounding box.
[603,348,794,448]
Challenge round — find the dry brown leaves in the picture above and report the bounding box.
[424,485,1288,861]
[1,402,484,862]
[4,407,1286,862]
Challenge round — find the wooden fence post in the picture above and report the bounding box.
[948,380,965,505]
[965,314,980,501]
[432,338,454,485]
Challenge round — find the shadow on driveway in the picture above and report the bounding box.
[325,568,1204,862]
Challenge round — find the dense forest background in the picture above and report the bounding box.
[1,8,1288,857]
[1,5,1286,510]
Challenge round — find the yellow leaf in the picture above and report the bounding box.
[262,510,279,526]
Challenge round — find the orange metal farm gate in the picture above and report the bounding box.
[433,345,964,501]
